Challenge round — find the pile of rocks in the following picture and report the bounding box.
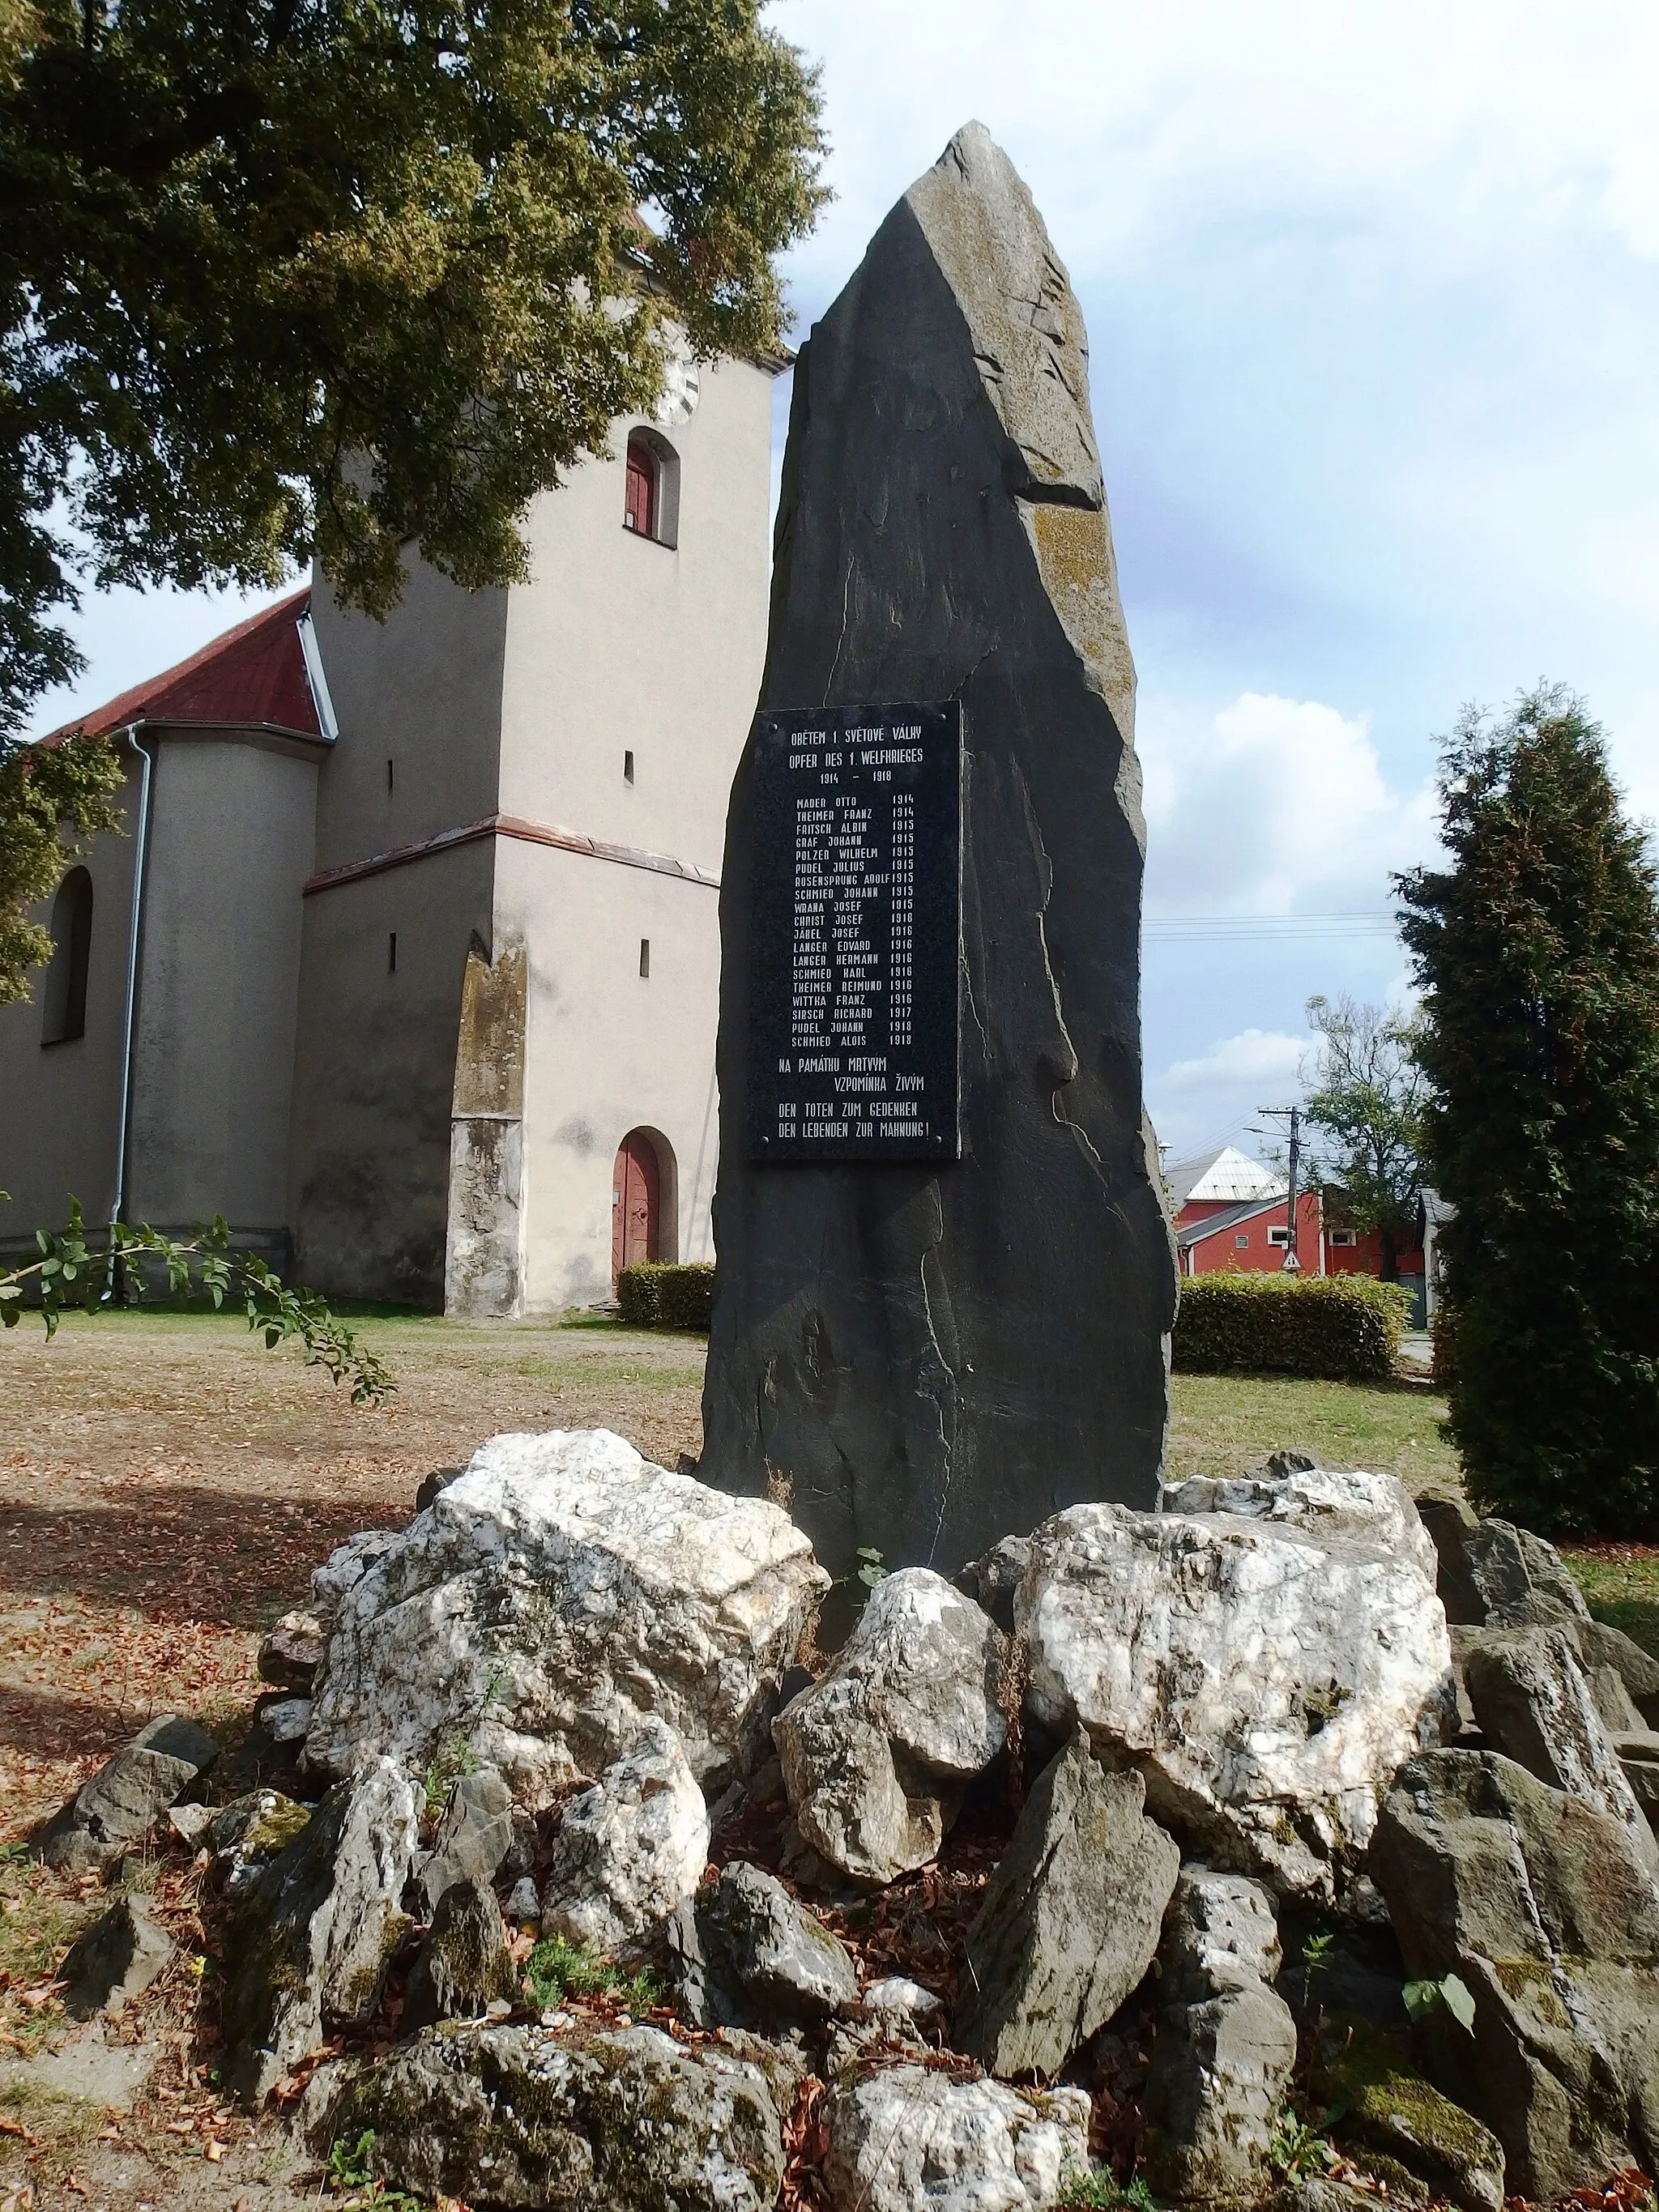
[41,1432,1659,2212]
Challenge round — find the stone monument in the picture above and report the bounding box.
[702,123,1178,1583]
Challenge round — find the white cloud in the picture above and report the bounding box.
[1146,1025,1305,1161]
[1140,690,1438,917]
[1161,1028,1305,1094]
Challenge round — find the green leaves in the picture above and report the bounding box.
[0,730,126,999]
[0,1200,394,1402]
[1403,1971,1477,2034]
[0,0,826,737]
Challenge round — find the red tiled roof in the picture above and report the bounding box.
[43,586,321,743]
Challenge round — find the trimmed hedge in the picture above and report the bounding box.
[616,1261,714,1332]
[1171,1271,1412,1383]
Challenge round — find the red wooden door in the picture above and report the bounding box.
[612,1132,659,1283]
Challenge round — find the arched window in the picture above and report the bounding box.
[622,431,680,548]
[41,866,93,1046]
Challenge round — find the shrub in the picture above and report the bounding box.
[616,1260,714,1332]
[1172,1272,1411,1383]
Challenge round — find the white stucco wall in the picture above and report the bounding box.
[309,563,510,872]
[127,732,320,1233]
[499,354,778,875]
[499,837,721,1311]
[0,757,141,1244]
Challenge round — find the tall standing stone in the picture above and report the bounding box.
[702,124,1177,1581]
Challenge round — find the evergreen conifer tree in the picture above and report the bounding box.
[1398,685,1659,1535]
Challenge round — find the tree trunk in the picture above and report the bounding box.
[1380,1225,1399,1282]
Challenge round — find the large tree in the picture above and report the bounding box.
[0,0,826,743]
[1398,686,1659,1537]
[1301,992,1427,1281]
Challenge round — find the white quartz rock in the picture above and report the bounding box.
[305,1429,828,1805]
[539,1718,710,1952]
[822,2066,1091,2212]
[1162,1465,1439,1583]
[1019,1491,1452,1898]
[774,1568,1007,1885]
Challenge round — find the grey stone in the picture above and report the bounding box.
[168,1801,213,1844]
[1370,1746,1659,2199]
[258,1608,326,1690]
[1579,1617,1659,1728]
[821,2065,1092,2212]
[861,1975,946,2031]
[36,1713,220,1873]
[1460,1625,1656,1866]
[954,1536,1031,1634]
[223,1755,420,2105]
[538,1720,709,1953]
[1588,1656,1646,1734]
[260,1696,312,1745]
[1143,1980,1299,2205]
[1143,1863,1296,2204]
[701,121,1177,1586]
[403,1879,518,2032]
[505,1875,540,1923]
[1282,2179,1410,2212]
[1623,1746,1659,1833]
[774,1568,1007,1884]
[415,1464,466,1512]
[206,1789,313,1899]
[345,2020,788,2212]
[1159,1865,1283,2004]
[955,1731,1180,2077]
[417,1767,515,1916]
[58,1896,173,2019]
[310,1526,403,1617]
[667,1859,859,2031]
[1414,1494,1484,1624]
[1462,1519,1589,1629]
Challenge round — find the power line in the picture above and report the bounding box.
[1145,912,1397,942]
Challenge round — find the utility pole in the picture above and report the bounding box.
[1257,1105,1303,1271]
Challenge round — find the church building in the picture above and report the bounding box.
[0,345,781,1313]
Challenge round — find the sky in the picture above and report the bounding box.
[28,0,1659,1168]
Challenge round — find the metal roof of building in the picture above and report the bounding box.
[1165,1143,1287,1210]
[41,586,320,744]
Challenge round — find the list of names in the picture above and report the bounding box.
[748,702,962,1163]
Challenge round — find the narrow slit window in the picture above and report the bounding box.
[41,866,93,1046]
[624,750,635,785]
[639,938,650,979]
[388,931,398,974]
[386,757,394,794]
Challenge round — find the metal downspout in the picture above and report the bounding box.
[108,722,153,1295]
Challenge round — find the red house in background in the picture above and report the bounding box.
[1165,1144,1428,1322]
[1167,1146,1322,1276]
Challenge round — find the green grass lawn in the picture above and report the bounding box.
[1167,1371,1461,1497]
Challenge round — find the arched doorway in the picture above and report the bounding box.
[612,1130,661,1284]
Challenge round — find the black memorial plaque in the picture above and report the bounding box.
[748,701,962,1163]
